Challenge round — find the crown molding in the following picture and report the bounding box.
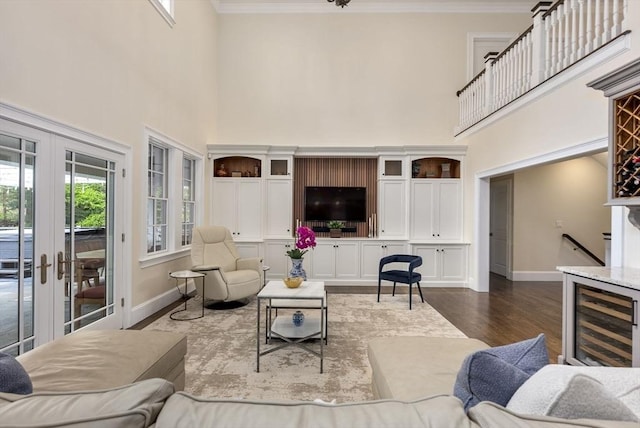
[210,1,532,15]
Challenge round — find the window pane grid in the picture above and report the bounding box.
[147,142,168,254]
[181,157,196,246]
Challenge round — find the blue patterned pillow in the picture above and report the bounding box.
[453,334,548,411]
[0,352,32,394]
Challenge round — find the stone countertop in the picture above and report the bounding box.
[557,266,640,290]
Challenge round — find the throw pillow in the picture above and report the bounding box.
[0,352,32,395]
[453,333,548,411]
[507,365,639,422]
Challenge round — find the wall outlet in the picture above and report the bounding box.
[555,220,563,228]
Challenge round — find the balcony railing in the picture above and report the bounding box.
[456,0,630,134]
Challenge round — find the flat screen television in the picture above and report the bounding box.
[304,186,366,222]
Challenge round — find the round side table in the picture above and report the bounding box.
[169,270,206,320]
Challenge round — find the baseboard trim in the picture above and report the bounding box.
[128,282,196,328]
[511,271,563,282]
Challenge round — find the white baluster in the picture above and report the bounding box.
[550,11,558,76]
[585,0,593,53]
[594,0,602,50]
[621,0,628,33]
[526,33,542,91]
[577,0,585,58]
[570,0,578,63]
[611,0,620,37]
[602,0,610,44]
[515,44,521,98]
[544,17,552,79]
[563,2,571,69]
[507,51,513,103]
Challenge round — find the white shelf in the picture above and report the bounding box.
[271,316,322,339]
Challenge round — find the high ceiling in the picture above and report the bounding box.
[212,0,536,14]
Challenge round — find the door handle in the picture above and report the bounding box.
[57,251,66,280]
[37,254,52,284]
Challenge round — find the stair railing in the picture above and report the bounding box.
[561,233,605,266]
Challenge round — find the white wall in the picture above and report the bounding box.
[511,156,610,280]
[216,12,530,147]
[0,0,218,308]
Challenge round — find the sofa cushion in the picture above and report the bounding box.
[368,337,489,400]
[155,393,475,428]
[0,352,32,395]
[16,330,187,392]
[453,334,548,411]
[507,364,640,422]
[470,401,640,428]
[0,378,174,428]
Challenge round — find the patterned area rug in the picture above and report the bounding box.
[143,292,466,403]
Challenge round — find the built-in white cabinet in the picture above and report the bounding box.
[412,244,467,285]
[361,241,408,279]
[235,242,261,260]
[209,145,468,286]
[310,240,360,280]
[263,240,295,279]
[411,180,461,241]
[212,179,262,240]
[379,180,406,239]
[265,179,293,238]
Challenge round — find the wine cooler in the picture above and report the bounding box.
[562,273,640,367]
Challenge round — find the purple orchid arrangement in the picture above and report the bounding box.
[286,226,316,259]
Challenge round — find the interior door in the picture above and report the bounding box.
[490,176,512,278]
[0,119,123,355]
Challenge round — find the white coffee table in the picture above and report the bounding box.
[256,280,326,373]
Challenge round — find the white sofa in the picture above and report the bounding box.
[1,332,639,427]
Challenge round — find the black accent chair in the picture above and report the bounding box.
[377,254,424,310]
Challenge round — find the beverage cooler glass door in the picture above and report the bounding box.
[575,283,634,366]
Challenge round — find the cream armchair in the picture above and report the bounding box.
[191,226,263,309]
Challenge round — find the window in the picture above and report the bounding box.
[147,140,168,254]
[143,128,202,264]
[148,0,175,27]
[182,157,196,246]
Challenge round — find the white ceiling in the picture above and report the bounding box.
[212,0,536,14]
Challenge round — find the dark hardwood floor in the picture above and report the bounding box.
[133,273,563,362]
[332,273,563,362]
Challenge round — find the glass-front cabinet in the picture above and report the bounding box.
[268,158,291,177]
[562,272,640,367]
[379,157,405,179]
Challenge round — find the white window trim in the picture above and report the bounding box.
[148,0,175,28]
[140,127,203,268]
[181,156,197,248]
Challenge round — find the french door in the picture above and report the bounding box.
[0,118,124,355]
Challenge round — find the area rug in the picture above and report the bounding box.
[143,293,466,403]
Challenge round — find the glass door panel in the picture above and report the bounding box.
[0,133,35,355]
[64,151,116,333]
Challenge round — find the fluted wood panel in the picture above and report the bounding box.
[293,158,377,238]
